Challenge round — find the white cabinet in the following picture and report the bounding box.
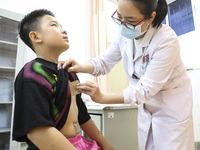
[85,103,139,150]
[0,8,26,150]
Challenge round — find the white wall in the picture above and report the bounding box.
[178,0,200,69]
[0,0,91,81]
[106,1,118,43]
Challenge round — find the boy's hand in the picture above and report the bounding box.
[76,81,104,103]
[58,58,81,72]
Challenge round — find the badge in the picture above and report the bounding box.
[143,54,149,64]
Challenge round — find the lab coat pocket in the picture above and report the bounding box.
[161,86,191,122]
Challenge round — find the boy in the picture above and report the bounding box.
[13,9,114,150]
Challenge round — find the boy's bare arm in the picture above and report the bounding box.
[27,126,77,150]
[80,119,115,150]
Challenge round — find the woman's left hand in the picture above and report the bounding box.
[76,81,104,103]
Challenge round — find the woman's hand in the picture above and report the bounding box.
[58,58,94,74]
[77,81,124,104]
[76,81,104,103]
[57,58,81,72]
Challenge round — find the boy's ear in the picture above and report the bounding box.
[29,31,42,43]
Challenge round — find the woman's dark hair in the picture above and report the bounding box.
[130,0,168,28]
[18,9,54,51]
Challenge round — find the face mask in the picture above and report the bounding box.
[119,22,146,39]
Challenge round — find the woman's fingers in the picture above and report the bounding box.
[76,81,102,102]
[64,58,74,69]
[57,58,80,72]
[77,84,93,92]
[77,81,94,92]
[68,65,79,73]
[57,59,71,68]
[57,60,65,68]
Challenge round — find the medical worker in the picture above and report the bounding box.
[59,0,195,149]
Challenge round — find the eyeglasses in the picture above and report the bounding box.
[111,10,147,30]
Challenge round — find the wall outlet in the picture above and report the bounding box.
[107,112,114,118]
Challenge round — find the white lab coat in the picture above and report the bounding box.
[90,24,194,150]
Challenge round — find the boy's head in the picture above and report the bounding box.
[19,9,69,55]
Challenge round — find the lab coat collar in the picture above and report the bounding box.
[124,38,134,61]
[141,24,158,48]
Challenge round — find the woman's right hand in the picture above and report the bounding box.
[58,58,94,74]
[57,58,82,73]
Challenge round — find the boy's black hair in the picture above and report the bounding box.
[18,9,54,51]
